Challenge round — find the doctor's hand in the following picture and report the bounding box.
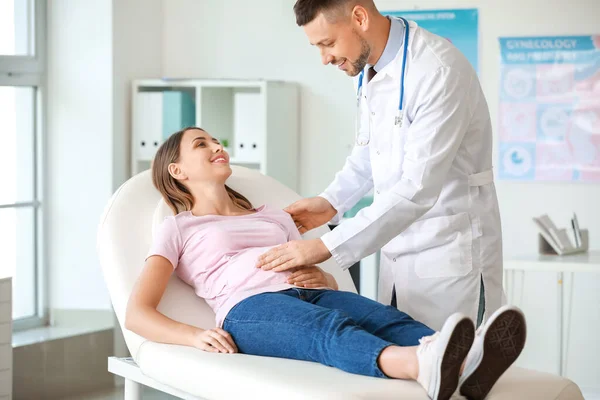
[256,239,331,272]
[285,197,337,234]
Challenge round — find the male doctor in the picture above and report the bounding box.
[258,0,504,335]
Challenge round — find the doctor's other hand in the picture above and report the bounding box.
[256,239,331,272]
[192,328,237,354]
[288,266,339,290]
[284,196,337,234]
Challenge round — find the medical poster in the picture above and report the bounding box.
[498,35,600,182]
[384,8,479,74]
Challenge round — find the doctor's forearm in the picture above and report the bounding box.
[323,183,438,268]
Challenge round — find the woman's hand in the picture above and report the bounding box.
[192,328,238,354]
[287,266,338,290]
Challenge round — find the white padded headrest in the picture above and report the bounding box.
[152,198,173,238]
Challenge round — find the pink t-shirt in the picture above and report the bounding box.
[147,204,314,327]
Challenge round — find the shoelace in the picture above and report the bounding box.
[417,332,440,354]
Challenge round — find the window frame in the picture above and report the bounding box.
[0,0,48,331]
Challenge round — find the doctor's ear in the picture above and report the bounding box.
[350,5,370,30]
[168,163,187,181]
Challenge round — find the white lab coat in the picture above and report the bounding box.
[320,20,505,331]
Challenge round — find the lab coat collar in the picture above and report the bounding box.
[369,19,413,83]
[373,16,404,73]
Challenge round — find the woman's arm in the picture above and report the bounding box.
[125,255,237,353]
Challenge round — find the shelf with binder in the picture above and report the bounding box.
[198,86,263,164]
[133,88,196,162]
[131,79,299,191]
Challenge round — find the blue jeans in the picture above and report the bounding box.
[223,288,435,378]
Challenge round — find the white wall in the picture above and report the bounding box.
[47,0,163,310]
[162,0,600,390]
[113,0,164,191]
[47,0,114,310]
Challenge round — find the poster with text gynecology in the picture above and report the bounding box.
[384,9,479,74]
[498,35,600,182]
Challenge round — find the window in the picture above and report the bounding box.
[0,0,47,330]
[0,0,34,56]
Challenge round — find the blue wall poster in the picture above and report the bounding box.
[498,35,600,182]
[384,8,479,74]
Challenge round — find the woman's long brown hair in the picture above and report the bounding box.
[152,127,253,215]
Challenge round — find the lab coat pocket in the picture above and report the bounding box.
[410,212,473,279]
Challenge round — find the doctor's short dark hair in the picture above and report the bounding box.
[293,0,375,26]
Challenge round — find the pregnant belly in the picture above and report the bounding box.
[224,246,293,292]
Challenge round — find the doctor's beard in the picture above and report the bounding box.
[349,34,371,76]
[332,31,371,77]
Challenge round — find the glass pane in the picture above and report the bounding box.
[0,207,36,319]
[0,0,34,56]
[0,86,35,205]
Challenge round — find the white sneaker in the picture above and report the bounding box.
[458,305,527,400]
[417,313,475,400]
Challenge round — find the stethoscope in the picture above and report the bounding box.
[356,17,410,146]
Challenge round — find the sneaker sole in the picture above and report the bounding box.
[459,309,527,400]
[437,318,475,400]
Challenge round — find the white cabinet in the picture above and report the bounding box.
[0,277,12,399]
[131,79,299,191]
[504,252,600,390]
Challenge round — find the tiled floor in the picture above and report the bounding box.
[64,386,179,400]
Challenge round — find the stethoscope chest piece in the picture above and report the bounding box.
[395,112,403,127]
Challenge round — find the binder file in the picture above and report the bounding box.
[233,92,262,162]
[135,92,163,161]
[135,91,196,161]
[163,91,195,140]
[533,214,589,255]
